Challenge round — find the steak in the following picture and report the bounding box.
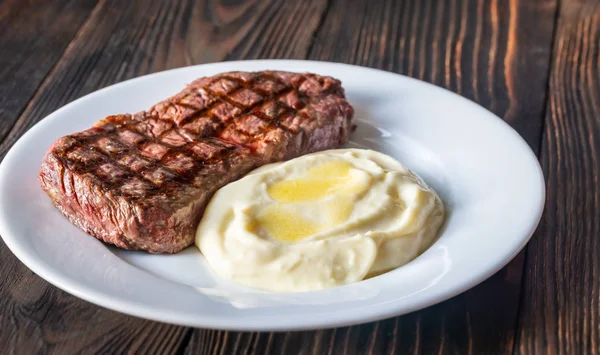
[39,71,354,253]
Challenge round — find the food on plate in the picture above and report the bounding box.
[196,149,445,292]
[38,71,354,253]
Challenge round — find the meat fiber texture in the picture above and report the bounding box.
[39,71,354,253]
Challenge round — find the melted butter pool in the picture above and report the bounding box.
[258,161,370,242]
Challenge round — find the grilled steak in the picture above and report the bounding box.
[39,71,354,253]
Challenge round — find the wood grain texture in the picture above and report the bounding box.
[0,0,99,148]
[0,0,204,350]
[0,0,329,353]
[0,0,328,159]
[0,0,573,354]
[308,0,557,147]
[184,0,557,354]
[516,1,600,354]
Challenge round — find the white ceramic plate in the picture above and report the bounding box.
[0,60,544,331]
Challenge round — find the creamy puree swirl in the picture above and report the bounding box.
[196,149,445,292]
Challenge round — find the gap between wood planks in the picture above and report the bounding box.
[509,1,561,353]
[515,0,600,353]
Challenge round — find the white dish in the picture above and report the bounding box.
[0,60,545,331]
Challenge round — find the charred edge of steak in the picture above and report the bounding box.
[38,71,354,253]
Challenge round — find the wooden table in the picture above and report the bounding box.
[0,0,598,353]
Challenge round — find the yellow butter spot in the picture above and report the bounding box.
[256,205,318,242]
[256,161,370,242]
[267,161,365,202]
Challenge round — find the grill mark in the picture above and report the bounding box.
[174,72,308,136]
[174,75,246,127]
[176,102,205,111]
[174,73,312,154]
[252,106,295,132]
[254,72,308,91]
[110,132,242,190]
[69,138,175,190]
[90,119,241,187]
[204,87,298,141]
[53,72,342,199]
[175,105,219,128]
[61,133,209,197]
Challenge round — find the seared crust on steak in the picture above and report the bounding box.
[39,71,354,253]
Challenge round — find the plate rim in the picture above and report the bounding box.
[0,59,546,331]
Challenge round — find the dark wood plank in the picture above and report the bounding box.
[0,0,559,354]
[184,0,557,353]
[0,0,99,149]
[515,1,600,354]
[0,0,199,348]
[0,0,329,353]
[0,0,329,158]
